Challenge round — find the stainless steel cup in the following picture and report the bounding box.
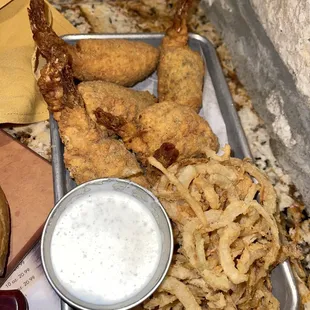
[41,178,174,310]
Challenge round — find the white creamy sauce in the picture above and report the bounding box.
[50,191,162,305]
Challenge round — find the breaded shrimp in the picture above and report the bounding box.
[95,101,219,166]
[28,0,143,185]
[157,0,204,112]
[78,81,157,135]
[29,0,159,86]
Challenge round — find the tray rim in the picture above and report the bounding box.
[50,33,300,309]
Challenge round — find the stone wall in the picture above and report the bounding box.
[251,0,310,100]
[201,0,310,207]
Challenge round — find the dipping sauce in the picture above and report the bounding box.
[50,191,162,305]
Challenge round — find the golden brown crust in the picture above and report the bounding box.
[70,39,160,86]
[56,105,142,185]
[78,80,156,133]
[158,0,204,112]
[29,0,159,87]
[95,101,218,166]
[128,101,219,163]
[30,0,143,185]
[0,186,10,276]
[158,47,204,112]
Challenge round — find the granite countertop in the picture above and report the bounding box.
[2,0,309,304]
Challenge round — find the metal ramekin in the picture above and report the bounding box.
[41,178,174,310]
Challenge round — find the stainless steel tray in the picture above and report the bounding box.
[50,33,300,309]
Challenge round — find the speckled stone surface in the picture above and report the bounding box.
[1,0,309,303]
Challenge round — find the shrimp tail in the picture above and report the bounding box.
[162,0,193,48]
[94,108,138,141]
[28,0,68,59]
[37,52,84,112]
[174,0,193,33]
[28,0,83,112]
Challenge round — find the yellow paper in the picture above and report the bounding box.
[0,0,79,124]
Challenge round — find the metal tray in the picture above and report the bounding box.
[50,33,300,309]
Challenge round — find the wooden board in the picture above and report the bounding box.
[0,130,54,280]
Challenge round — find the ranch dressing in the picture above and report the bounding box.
[50,191,162,305]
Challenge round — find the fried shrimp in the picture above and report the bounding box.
[95,101,218,165]
[157,0,204,112]
[29,1,285,309]
[29,0,159,86]
[78,80,157,135]
[28,0,143,185]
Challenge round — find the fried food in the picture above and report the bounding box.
[28,1,143,185]
[153,143,180,168]
[144,146,281,310]
[78,80,157,134]
[159,276,201,310]
[149,157,207,226]
[71,39,159,86]
[29,1,285,308]
[0,186,10,276]
[158,0,204,112]
[95,101,218,165]
[29,0,159,86]
[39,58,142,184]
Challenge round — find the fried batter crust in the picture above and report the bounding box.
[96,101,219,165]
[158,0,204,112]
[28,0,159,86]
[71,39,159,86]
[158,48,204,111]
[28,0,143,184]
[78,80,157,134]
[58,106,142,184]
